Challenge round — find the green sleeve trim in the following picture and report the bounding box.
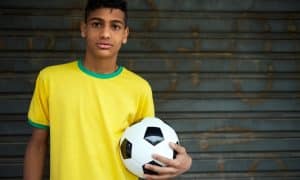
[28,119,49,130]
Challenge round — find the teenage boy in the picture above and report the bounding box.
[23,0,192,179]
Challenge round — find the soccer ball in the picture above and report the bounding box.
[119,117,179,178]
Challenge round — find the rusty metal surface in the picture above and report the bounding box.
[0,0,300,179]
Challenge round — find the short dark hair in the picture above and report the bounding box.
[84,0,128,26]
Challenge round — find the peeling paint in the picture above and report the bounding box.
[199,126,257,151]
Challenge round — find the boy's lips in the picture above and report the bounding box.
[96,42,113,49]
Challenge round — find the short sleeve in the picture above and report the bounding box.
[27,70,50,129]
[135,82,155,122]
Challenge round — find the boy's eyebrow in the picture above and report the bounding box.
[87,17,103,23]
[87,17,125,25]
[111,20,125,25]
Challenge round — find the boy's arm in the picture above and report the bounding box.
[23,128,49,180]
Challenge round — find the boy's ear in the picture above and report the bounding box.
[122,27,129,44]
[80,21,87,38]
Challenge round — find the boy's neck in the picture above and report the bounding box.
[83,55,118,74]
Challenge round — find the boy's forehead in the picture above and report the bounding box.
[87,8,125,23]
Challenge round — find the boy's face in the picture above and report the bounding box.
[81,8,129,60]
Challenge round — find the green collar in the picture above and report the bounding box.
[78,60,123,79]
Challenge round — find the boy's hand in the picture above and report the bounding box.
[143,142,192,180]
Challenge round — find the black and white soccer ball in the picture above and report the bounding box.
[119,117,179,178]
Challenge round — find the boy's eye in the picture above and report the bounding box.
[91,22,102,28]
[112,24,121,31]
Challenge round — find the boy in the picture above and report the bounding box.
[23,0,192,179]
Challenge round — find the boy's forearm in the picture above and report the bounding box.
[23,139,47,180]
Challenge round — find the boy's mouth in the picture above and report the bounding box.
[96,42,113,49]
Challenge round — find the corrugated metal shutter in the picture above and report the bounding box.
[1,0,300,179]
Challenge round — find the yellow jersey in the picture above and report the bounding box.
[28,60,155,180]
